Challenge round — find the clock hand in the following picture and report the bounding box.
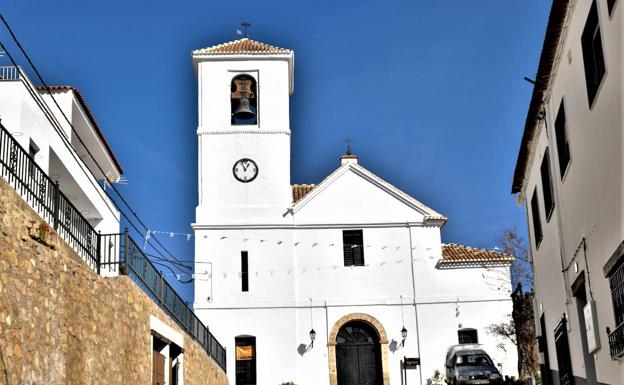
[242,162,249,171]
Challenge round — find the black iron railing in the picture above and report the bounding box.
[607,323,624,359]
[116,232,227,370]
[0,123,226,371]
[0,122,100,271]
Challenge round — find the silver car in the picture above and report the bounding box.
[444,344,503,385]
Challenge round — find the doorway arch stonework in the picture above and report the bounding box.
[327,313,390,385]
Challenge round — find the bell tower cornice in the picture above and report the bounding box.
[192,38,294,94]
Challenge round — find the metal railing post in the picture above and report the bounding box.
[52,181,60,230]
[96,231,102,275]
[122,228,129,275]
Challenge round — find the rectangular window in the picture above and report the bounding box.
[530,188,543,249]
[539,314,553,385]
[28,139,39,179]
[343,230,364,266]
[235,336,256,385]
[458,328,478,344]
[241,251,249,292]
[554,317,573,385]
[554,102,571,178]
[540,148,555,221]
[609,259,624,327]
[581,0,606,106]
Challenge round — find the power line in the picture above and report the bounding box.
[0,14,191,273]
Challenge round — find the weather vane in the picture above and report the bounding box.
[236,22,252,38]
[344,136,354,155]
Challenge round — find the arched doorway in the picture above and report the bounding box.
[336,321,382,385]
[328,313,390,385]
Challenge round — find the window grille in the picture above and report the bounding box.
[457,328,478,344]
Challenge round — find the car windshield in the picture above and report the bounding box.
[455,353,493,366]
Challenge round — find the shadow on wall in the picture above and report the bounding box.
[297,343,311,356]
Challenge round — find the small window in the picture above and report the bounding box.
[231,75,257,125]
[531,188,543,249]
[343,230,364,266]
[581,0,606,106]
[241,251,249,292]
[28,139,39,178]
[554,101,571,178]
[458,328,478,344]
[540,148,555,221]
[235,336,256,385]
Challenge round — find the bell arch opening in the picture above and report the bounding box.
[230,74,257,125]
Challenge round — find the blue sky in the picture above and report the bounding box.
[1,1,550,300]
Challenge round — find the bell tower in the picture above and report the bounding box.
[192,38,294,224]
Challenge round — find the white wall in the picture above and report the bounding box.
[520,1,623,384]
[195,58,292,224]
[0,76,120,243]
[194,166,517,385]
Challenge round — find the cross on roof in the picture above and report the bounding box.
[344,136,354,155]
[236,22,252,38]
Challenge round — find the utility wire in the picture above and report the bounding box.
[0,14,191,273]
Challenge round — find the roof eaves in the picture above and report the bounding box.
[511,0,570,194]
[38,86,123,174]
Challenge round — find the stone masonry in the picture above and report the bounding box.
[0,177,229,385]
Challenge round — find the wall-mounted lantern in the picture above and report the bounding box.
[401,326,408,346]
[309,329,316,348]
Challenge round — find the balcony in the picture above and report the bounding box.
[0,122,226,371]
[0,66,20,80]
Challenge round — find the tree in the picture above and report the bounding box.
[486,227,538,379]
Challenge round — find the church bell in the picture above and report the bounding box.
[233,98,255,120]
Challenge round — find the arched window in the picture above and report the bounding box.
[231,75,257,125]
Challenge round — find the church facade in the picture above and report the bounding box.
[191,38,518,385]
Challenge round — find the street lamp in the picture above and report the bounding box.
[309,329,316,348]
[401,326,408,347]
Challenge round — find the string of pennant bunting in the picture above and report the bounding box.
[142,228,443,252]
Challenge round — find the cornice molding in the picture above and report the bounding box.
[197,128,290,135]
[192,221,428,230]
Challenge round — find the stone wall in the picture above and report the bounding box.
[0,178,229,385]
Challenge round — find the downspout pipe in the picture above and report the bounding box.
[408,224,423,385]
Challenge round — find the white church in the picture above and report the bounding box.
[190,37,518,385]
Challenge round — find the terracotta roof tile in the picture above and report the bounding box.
[37,86,123,174]
[440,243,514,265]
[292,184,316,203]
[193,38,292,55]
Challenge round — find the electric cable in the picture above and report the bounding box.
[0,14,191,273]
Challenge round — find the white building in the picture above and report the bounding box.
[511,0,622,384]
[192,38,518,385]
[0,66,121,270]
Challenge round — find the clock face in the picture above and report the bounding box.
[233,158,258,183]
